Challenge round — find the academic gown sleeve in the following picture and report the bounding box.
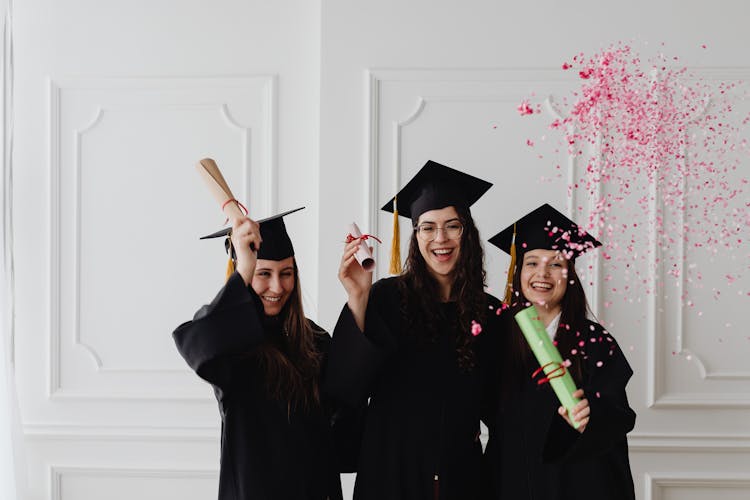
[322,278,396,410]
[543,321,636,462]
[172,271,267,389]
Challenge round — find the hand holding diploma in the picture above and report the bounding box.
[558,388,590,433]
[230,217,261,285]
[339,229,375,332]
[514,305,583,429]
[195,158,260,284]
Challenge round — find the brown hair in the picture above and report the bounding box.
[252,259,322,412]
[398,204,488,371]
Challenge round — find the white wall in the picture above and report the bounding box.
[11,1,750,499]
[13,1,322,499]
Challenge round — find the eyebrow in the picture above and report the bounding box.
[255,266,294,272]
[418,217,461,225]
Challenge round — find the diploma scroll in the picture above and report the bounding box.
[195,158,245,222]
[515,305,581,428]
[349,222,376,272]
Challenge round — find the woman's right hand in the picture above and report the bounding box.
[231,216,262,286]
[339,237,373,330]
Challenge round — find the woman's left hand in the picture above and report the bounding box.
[558,388,590,433]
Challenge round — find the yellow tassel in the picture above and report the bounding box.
[389,205,402,275]
[503,223,517,305]
[225,238,235,281]
[226,257,235,282]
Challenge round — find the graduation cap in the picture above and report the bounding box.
[201,206,304,279]
[487,203,602,303]
[381,160,493,274]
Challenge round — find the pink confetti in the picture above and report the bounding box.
[596,361,604,367]
[527,139,535,147]
[520,41,750,315]
[471,320,482,336]
[517,100,534,116]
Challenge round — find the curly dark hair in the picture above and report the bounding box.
[397,204,488,371]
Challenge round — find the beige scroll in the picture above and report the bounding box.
[195,158,245,223]
[349,222,376,272]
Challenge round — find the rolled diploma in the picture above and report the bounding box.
[349,222,375,272]
[195,158,245,222]
[515,305,581,428]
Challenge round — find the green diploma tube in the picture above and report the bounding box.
[514,305,581,428]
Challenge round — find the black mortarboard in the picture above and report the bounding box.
[487,203,602,303]
[380,160,493,275]
[381,160,493,225]
[488,203,601,258]
[201,207,304,273]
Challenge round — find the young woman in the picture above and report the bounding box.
[173,209,353,500]
[483,203,636,500]
[324,160,502,500]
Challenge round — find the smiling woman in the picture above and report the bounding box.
[173,209,359,500]
[484,203,636,500]
[324,160,502,500]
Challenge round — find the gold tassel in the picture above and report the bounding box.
[503,223,517,305]
[389,198,402,275]
[225,238,235,281]
[226,257,235,282]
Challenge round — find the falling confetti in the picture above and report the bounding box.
[519,41,750,311]
[518,99,535,116]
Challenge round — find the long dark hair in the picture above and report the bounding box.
[500,254,590,402]
[397,205,487,371]
[252,259,322,412]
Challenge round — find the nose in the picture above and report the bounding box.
[433,227,449,243]
[269,274,282,292]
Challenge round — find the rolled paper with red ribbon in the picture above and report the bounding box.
[515,305,581,428]
[348,223,378,272]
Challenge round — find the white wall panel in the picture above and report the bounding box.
[644,70,750,409]
[48,76,276,400]
[646,474,750,500]
[51,467,218,500]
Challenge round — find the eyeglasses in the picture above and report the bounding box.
[413,221,464,242]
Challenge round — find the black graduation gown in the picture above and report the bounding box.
[482,318,636,500]
[324,276,502,500]
[173,272,345,500]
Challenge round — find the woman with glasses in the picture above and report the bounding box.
[324,160,502,500]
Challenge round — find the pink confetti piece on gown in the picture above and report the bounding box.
[471,320,483,336]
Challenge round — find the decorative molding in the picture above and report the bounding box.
[647,69,750,407]
[629,433,750,452]
[645,473,750,500]
[50,466,218,500]
[365,71,380,265]
[47,76,277,398]
[25,423,219,441]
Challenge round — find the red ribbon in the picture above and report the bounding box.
[221,199,249,224]
[345,233,382,244]
[531,361,567,386]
